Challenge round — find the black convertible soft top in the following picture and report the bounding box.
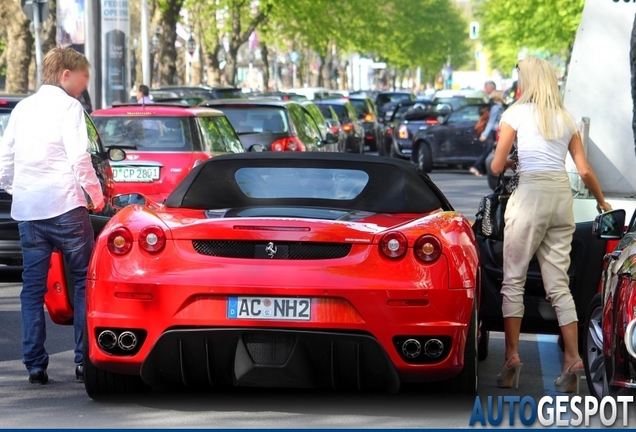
[164,153,453,214]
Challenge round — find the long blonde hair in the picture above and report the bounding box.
[506,56,576,140]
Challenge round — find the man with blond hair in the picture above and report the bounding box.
[0,47,104,385]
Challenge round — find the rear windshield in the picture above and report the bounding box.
[318,106,334,120]
[349,99,370,116]
[235,167,369,200]
[377,93,412,106]
[323,104,345,118]
[93,116,194,151]
[212,89,247,99]
[220,107,289,134]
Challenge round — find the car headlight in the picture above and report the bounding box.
[625,318,636,359]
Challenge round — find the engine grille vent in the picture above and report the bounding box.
[192,240,352,260]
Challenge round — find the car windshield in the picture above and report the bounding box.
[220,107,289,134]
[377,93,412,106]
[318,106,333,119]
[323,104,346,118]
[432,97,485,111]
[235,168,369,200]
[92,116,194,151]
[0,113,10,138]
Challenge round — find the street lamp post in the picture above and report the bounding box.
[141,0,151,87]
[186,33,196,85]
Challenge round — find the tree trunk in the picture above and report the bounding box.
[4,3,33,93]
[154,0,184,86]
[224,48,239,87]
[259,41,269,91]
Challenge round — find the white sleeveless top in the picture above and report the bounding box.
[501,103,575,173]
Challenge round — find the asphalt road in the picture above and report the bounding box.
[0,169,632,428]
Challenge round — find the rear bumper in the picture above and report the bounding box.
[140,329,401,392]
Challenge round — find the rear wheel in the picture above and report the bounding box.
[446,301,478,395]
[583,293,604,400]
[417,143,433,173]
[84,327,150,400]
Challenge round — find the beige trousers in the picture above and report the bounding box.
[501,171,577,326]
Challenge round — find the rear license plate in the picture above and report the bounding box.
[227,296,311,320]
[113,166,160,182]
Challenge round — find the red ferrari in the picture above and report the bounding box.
[45,153,480,398]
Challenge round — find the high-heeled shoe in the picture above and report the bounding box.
[555,359,585,393]
[497,353,523,389]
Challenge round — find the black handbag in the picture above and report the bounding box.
[474,174,511,241]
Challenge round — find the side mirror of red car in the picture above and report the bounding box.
[108,147,127,162]
[592,209,625,240]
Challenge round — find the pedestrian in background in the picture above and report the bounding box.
[137,84,153,104]
[490,56,611,392]
[0,47,104,385]
[470,91,505,177]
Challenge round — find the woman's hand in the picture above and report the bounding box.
[597,201,612,213]
[505,159,516,170]
[479,135,487,142]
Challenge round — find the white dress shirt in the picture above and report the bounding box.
[0,85,104,221]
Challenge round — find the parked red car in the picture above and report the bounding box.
[44,153,480,398]
[91,104,244,203]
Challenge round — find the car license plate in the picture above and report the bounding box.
[227,296,311,320]
[112,166,160,182]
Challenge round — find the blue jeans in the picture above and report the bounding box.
[18,207,94,374]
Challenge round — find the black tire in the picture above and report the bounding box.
[446,301,478,395]
[583,293,604,400]
[84,327,150,400]
[478,326,489,361]
[416,142,433,173]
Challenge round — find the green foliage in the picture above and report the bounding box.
[476,0,585,73]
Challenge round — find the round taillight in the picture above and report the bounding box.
[414,235,442,263]
[272,142,284,151]
[286,140,299,151]
[380,232,408,259]
[107,227,133,255]
[139,225,166,253]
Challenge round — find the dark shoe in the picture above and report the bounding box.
[75,364,84,382]
[28,370,49,385]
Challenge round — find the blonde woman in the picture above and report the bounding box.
[491,56,611,392]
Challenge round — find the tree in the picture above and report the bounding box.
[185,0,274,86]
[475,0,585,73]
[0,0,33,93]
[152,0,185,85]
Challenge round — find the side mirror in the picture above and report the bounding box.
[324,131,339,145]
[108,147,127,161]
[111,193,147,210]
[249,144,266,152]
[592,209,625,239]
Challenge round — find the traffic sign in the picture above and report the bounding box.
[22,0,49,23]
[289,51,299,64]
[469,21,479,40]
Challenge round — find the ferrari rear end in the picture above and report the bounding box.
[75,153,479,397]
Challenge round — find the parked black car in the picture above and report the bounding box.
[348,96,380,152]
[375,91,415,123]
[408,103,490,172]
[302,101,341,152]
[379,101,420,157]
[314,99,365,153]
[151,85,247,103]
[0,94,127,266]
[201,99,338,152]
